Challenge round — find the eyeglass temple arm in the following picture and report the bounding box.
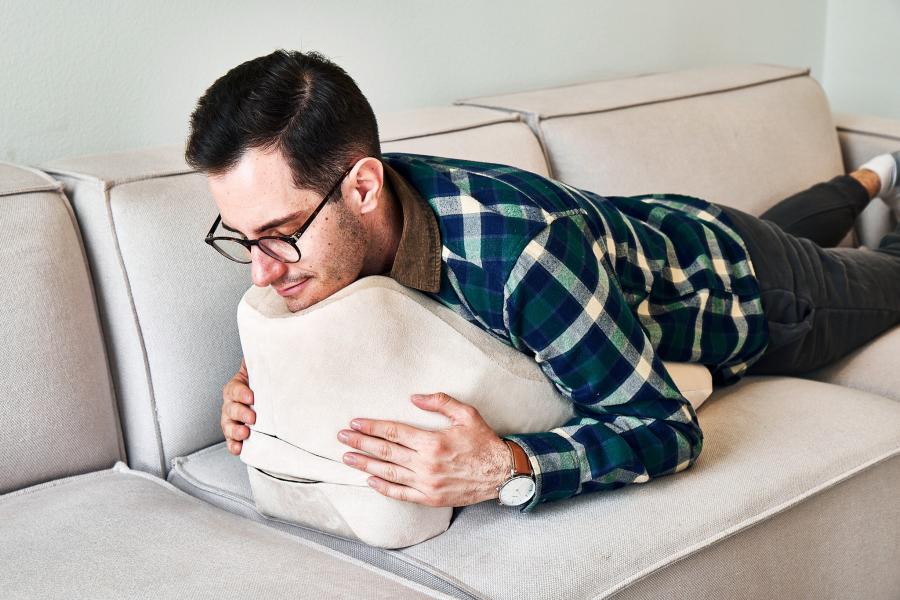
[206,214,222,239]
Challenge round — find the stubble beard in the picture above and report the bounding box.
[282,202,368,313]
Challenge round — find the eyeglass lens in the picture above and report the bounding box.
[211,237,301,264]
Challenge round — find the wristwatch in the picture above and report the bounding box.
[496,439,536,507]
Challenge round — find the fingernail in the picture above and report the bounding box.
[350,420,362,430]
[343,454,357,465]
[337,430,351,442]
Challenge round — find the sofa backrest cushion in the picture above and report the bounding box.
[458,64,844,218]
[0,163,123,493]
[39,106,550,477]
[380,106,549,176]
[41,150,249,478]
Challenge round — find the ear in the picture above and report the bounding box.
[347,157,385,216]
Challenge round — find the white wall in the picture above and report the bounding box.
[821,0,900,120]
[1,0,831,166]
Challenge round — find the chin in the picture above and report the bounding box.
[283,294,315,313]
[280,281,330,313]
[281,277,357,313]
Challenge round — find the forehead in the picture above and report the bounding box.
[207,147,310,230]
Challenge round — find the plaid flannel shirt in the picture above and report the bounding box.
[382,152,769,512]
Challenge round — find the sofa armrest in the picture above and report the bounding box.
[833,112,900,248]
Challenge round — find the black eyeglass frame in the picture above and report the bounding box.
[204,163,354,264]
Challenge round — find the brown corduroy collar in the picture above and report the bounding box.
[381,162,442,294]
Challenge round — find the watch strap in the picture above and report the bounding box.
[503,439,532,477]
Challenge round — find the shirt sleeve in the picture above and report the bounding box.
[501,212,704,512]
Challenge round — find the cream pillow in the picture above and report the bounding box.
[238,275,712,548]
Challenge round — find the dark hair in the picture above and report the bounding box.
[185,49,381,198]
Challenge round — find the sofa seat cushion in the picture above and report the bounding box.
[170,376,900,599]
[0,462,453,600]
[167,444,482,599]
[805,324,900,403]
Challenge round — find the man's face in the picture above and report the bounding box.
[207,147,368,312]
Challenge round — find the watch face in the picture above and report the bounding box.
[499,476,535,506]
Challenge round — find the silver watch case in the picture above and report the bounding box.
[497,474,535,506]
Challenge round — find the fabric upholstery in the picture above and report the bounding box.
[804,324,900,403]
[168,376,900,599]
[457,65,845,222]
[168,443,481,600]
[397,376,900,599]
[608,455,900,600]
[0,163,123,493]
[0,462,452,600]
[381,106,549,177]
[41,151,249,477]
[236,275,712,548]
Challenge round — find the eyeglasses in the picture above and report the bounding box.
[204,164,353,264]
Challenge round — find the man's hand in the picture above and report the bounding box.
[337,392,511,507]
[221,357,256,455]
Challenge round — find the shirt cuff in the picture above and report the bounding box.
[502,432,583,513]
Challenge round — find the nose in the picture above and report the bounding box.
[250,246,287,288]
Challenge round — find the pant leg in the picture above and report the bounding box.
[718,204,900,375]
[758,175,870,247]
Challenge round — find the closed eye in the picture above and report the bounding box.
[220,221,248,239]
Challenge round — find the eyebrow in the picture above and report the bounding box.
[221,209,307,236]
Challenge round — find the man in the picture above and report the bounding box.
[186,49,900,513]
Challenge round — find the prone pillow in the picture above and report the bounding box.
[237,275,712,548]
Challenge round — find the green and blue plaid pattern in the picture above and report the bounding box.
[383,153,769,511]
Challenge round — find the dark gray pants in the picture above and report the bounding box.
[716,176,900,375]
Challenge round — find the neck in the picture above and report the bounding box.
[360,179,403,277]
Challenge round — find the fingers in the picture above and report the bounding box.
[342,452,416,487]
[226,377,254,405]
[225,360,254,406]
[223,420,251,441]
[220,362,256,453]
[348,418,429,449]
[410,392,479,423]
[337,429,416,464]
[226,400,256,425]
[366,476,430,505]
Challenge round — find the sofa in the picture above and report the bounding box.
[2,63,899,599]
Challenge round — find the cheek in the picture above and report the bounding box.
[304,214,366,282]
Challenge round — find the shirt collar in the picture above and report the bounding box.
[382,161,442,294]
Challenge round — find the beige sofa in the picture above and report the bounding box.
[2,64,899,599]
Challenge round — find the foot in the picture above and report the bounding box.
[859,151,900,214]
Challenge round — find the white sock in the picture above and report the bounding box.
[859,154,898,197]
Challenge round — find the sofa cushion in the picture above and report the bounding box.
[457,64,845,220]
[169,376,900,599]
[42,148,249,478]
[804,324,900,403]
[236,275,712,547]
[0,162,123,493]
[167,443,483,599]
[0,462,452,600]
[380,106,549,176]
